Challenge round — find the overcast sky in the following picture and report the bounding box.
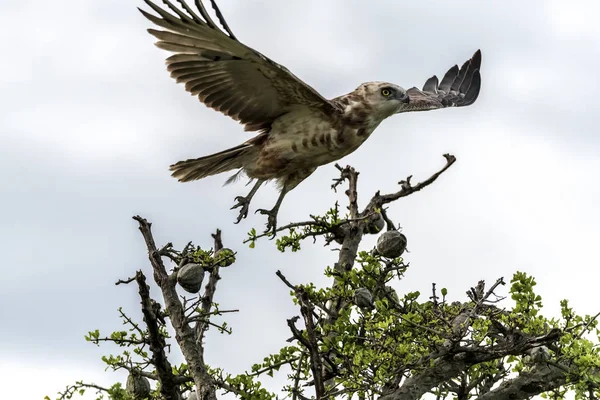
[2,1,600,399]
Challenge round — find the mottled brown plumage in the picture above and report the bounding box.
[139,0,482,233]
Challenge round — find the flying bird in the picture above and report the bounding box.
[139,0,481,233]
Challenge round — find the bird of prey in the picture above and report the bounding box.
[139,0,481,233]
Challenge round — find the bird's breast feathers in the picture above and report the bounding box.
[250,108,374,177]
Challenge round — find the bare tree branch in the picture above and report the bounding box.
[333,164,360,219]
[298,289,325,399]
[115,276,136,285]
[133,216,217,400]
[89,337,146,346]
[277,269,326,397]
[364,154,456,213]
[118,307,144,336]
[58,382,111,400]
[135,270,180,399]
[292,353,307,400]
[475,364,567,400]
[197,229,224,354]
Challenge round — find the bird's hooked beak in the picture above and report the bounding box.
[393,92,410,114]
[398,92,410,104]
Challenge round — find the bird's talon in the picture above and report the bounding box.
[231,196,247,209]
[232,196,251,223]
[256,208,278,236]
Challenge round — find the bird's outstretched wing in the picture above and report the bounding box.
[400,50,481,113]
[140,0,338,132]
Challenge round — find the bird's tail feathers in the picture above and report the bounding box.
[170,143,255,182]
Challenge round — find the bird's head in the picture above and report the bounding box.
[354,82,410,119]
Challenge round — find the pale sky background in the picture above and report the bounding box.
[2,1,600,399]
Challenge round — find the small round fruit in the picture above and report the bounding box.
[376,231,407,258]
[214,248,236,267]
[177,263,204,293]
[365,213,385,234]
[353,287,374,309]
[126,372,151,399]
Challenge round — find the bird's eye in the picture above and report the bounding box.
[381,88,392,97]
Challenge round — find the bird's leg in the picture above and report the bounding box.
[256,187,288,236]
[231,179,264,223]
